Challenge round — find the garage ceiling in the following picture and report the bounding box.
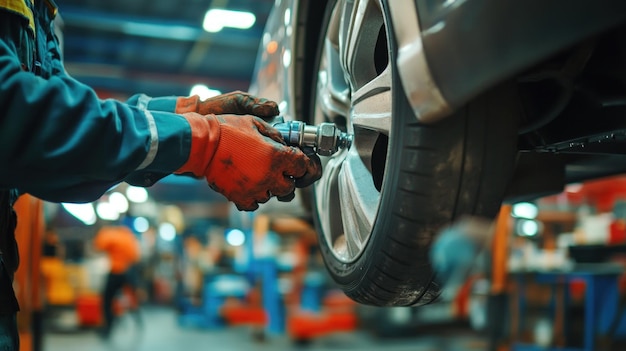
[55,0,274,98]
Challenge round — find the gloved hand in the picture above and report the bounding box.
[175,91,279,118]
[175,112,322,211]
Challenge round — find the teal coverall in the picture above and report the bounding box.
[0,1,198,348]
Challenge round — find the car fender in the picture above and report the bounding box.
[387,0,452,124]
[249,0,300,123]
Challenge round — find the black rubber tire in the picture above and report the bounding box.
[309,0,521,306]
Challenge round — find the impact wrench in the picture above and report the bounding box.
[271,117,353,156]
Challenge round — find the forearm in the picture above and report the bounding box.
[126,91,280,117]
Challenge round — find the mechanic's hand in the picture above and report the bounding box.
[175,91,279,119]
[275,147,322,202]
[175,112,322,211]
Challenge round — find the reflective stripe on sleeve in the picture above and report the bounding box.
[137,94,151,110]
[136,95,158,170]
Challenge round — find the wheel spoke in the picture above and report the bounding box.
[315,151,346,247]
[338,148,380,261]
[351,65,392,135]
[317,39,350,121]
[339,0,383,89]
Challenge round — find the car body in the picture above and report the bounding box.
[249,0,626,306]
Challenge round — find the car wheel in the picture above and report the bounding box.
[308,0,521,306]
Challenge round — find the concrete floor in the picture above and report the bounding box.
[43,306,488,351]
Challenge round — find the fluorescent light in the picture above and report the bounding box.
[96,202,120,221]
[126,186,148,203]
[62,203,97,225]
[123,22,198,40]
[203,9,256,33]
[109,192,129,213]
[190,84,221,100]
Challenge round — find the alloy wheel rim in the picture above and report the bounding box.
[313,0,392,263]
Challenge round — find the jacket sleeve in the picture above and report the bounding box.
[126,94,179,113]
[0,39,193,203]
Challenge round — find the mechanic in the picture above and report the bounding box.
[0,1,322,349]
[94,222,142,339]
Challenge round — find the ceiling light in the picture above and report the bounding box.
[62,203,96,225]
[96,202,120,221]
[190,84,221,100]
[203,9,256,33]
[126,186,148,203]
[109,192,129,213]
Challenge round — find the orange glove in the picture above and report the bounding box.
[175,91,279,118]
[175,113,322,211]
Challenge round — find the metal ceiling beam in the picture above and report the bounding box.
[59,5,263,46]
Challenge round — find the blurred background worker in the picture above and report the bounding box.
[0,1,322,350]
[94,224,142,339]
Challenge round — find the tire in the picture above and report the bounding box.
[307,0,520,306]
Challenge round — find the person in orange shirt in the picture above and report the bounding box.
[94,224,141,339]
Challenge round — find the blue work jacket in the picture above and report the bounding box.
[0,0,196,315]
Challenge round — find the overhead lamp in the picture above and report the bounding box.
[190,84,221,100]
[203,9,256,33]
[109,192,129,213]
[61,203,97,225]
[96,202,120,221]
[126,186,148,203]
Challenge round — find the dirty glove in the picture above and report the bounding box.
[175,91,279,118]
[175,112,322,211]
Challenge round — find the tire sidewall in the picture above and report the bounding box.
[312,0,418,293]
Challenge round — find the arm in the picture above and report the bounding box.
[0,7,320,209]
[126,91,279,117]
[0,39,191,203]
